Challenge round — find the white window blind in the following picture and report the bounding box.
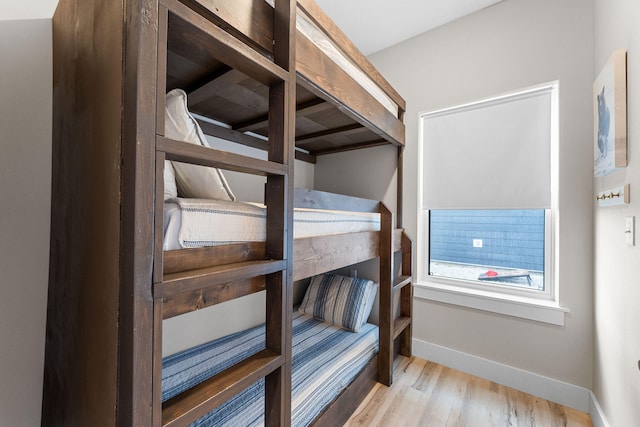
[420,86,554,210]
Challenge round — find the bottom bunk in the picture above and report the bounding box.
[157,189,413,426]
[162,310,378,426]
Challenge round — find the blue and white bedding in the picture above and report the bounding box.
[163,198,380,250]
[162,311,378,426]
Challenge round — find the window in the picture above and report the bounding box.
[429,209,546,291]
[417,83,563,322]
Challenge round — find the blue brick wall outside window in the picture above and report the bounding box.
[429,210,545,272]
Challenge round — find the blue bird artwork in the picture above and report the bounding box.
[597,86,610,155]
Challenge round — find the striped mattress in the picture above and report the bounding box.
[162,311,378,426]
[163,198,380,250]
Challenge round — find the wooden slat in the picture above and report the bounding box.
[396,146,404,229]
[233,98,327,132]
[164,242,265,274]
[119,0,159,424]
[163,0,288,85]
[311,356,378,427]
[185,65,234,106]
[378,205,394,386]
[156,4,169,136]
[294,188,379,213]
[294,232,379,281]
[154,156,168,287]
[399,232,413,357]
[296,0,406,113]
[294,149,317,164]
[311,140,388,156]
[296,33,405,146]
[163,228,404,280]
[180,0,274,55]
[265,0,297,422]
[162,276,266,319]
[162,350,284,427]
[196,118,269,151]
[393,316,411,340]
[157,260,286,299]
[392,275,412,293]
[152,299,163,426]
[195,119,316,163]
[295,123,363,144]
[157,136,287,176]
[393,229,403,253]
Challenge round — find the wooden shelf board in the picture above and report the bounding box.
[392,275,412,293]
[162,349,284,427]
[157,136,287,177]
[393,316,411,340]
[158,260,286,299]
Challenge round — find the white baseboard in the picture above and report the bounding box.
[588,391,610,427]
[412,338,591,412]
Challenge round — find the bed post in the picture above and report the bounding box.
[399,232,413,357]
[118,0,159,423]
[264,0,296,425]
[378,204,394,386]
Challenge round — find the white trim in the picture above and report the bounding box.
[414,282,568,325]
[589,391,610,427]
[419,83,559,119]
[412,338,591,412]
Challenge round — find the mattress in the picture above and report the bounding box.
[162,311,378,426]
[262,0,398,117]
[163,198,381,250]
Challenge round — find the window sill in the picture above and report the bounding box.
[414,281,568,326]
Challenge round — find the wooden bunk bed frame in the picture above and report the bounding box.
[43,0,411,426]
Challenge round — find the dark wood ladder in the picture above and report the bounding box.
[378,206,413,386]
[150,1,296,426]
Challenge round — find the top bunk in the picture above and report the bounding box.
[161,0,406,162]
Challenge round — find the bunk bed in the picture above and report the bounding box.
[43,0,412,426]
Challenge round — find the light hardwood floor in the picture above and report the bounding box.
[345,356,592,427]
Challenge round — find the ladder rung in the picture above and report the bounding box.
[393,316,411,340]
[162,277,267,319]
[392,275,412,292]
[157,260,286,299]
[157,136,288,176]
[164,242,266,275]
[162,349,285,427]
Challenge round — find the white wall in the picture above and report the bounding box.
[363,0,595,390]
[0,19,52,427]
[315,145,398,215]
[593,0,640,425]
[205,136,315,203]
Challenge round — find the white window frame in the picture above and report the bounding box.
[415,82,568,325]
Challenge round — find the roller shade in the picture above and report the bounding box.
[421,87,553,210]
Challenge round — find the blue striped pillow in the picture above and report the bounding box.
[299,274,376,332]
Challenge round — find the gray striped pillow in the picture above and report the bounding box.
[299,274,376,332]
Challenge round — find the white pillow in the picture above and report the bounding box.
[165,89,235,201]
[164,160,178,200]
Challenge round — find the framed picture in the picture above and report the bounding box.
[594,49,627,177]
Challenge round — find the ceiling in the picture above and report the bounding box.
[314,0,504,55]
[3,0,503,55]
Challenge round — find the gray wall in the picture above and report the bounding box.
[593,0,640,425]
[362,0,595,389]
[0,19,52,426]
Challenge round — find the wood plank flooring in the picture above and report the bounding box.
[345,356,592,427]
